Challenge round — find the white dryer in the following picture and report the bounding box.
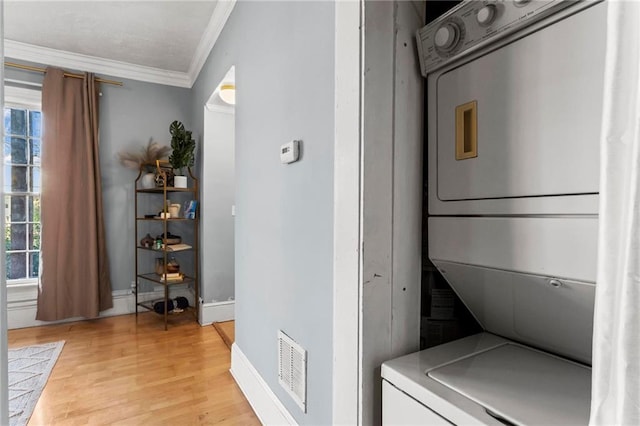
[382,0,604,424]
[424,0,606,216]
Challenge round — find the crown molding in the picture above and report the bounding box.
[5,40,193,88]
[187,0,237,85]
[4,0,237,89]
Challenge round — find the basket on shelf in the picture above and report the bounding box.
[158,232,181,245]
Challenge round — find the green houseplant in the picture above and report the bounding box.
[168,120,196,188]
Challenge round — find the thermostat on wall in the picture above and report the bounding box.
[280,140,300,164]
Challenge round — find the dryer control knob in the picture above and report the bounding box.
[434,23,460,51]
[476,5,497,26]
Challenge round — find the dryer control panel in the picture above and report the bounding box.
[417,0,585,75]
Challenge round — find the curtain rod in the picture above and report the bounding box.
[4,61,123,86]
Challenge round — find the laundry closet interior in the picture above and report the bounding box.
[383,0,605,424]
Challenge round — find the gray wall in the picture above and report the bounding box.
[99,78,191,292]
[5,62,192,293]
[201,107,235,303]
[190,2,335,424]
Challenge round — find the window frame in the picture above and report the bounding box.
[4,85,42,289]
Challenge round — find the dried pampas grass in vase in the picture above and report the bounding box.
[118,138,171,171]
[118,138,171,188]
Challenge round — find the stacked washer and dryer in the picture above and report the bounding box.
[382,0,605,424]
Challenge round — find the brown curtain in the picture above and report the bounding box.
[36,67,113,320]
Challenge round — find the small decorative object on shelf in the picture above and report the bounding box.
[184,200,198,219]
[155,257,165,275]
[169,203,181,218]
[167,256,180,273]
[154,160,174,188]
[134,161,199,330]
[140,233,154,248]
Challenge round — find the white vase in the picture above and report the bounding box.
[174,175,187,188]
[141,172,156,189]
[169,204,181,218]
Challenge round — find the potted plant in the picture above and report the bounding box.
[168,120,196,188]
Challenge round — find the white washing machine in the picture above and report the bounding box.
[382,0,605,424]
[382,333,591,425]
[383,231,596,424]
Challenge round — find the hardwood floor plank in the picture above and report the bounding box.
[8,313,259,426]
[212,321,235,350]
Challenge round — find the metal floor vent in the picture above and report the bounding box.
[278,330,307,412]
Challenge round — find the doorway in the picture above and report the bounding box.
[200,66,236,324]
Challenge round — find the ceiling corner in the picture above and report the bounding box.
[5,39,193,88]
[186,0,237,87]
[4,0,237,89]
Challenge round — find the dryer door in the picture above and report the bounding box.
[434,2,605,203]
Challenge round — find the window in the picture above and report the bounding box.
[3,104,42,282]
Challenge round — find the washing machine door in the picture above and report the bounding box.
[429,2,606,213]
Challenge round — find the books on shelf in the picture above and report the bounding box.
[158,272,184,282]
[162,243,192,252]
[183,200,197,219]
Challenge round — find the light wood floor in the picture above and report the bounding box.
[8,313,260,425]
[212,321,234,350]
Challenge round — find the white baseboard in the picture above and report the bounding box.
[7,289,133,330]
[7,287,196,330]
[230,343,296,425]
[198,300,235,326]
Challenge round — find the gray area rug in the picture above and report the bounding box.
[8,341,65,426]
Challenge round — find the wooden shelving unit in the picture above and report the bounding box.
[133,164,199,330]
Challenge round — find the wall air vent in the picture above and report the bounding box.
[278,330,307,412]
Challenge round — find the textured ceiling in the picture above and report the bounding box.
[4,1,219,73]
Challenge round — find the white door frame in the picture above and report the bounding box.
[332,1,363,424]
[333,1,424,424]
[1,0,11,422]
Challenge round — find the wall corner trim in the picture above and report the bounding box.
[198,300,235,326]
[230,343,297,425]
[333,0,363,424]
[187,0,237,85]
